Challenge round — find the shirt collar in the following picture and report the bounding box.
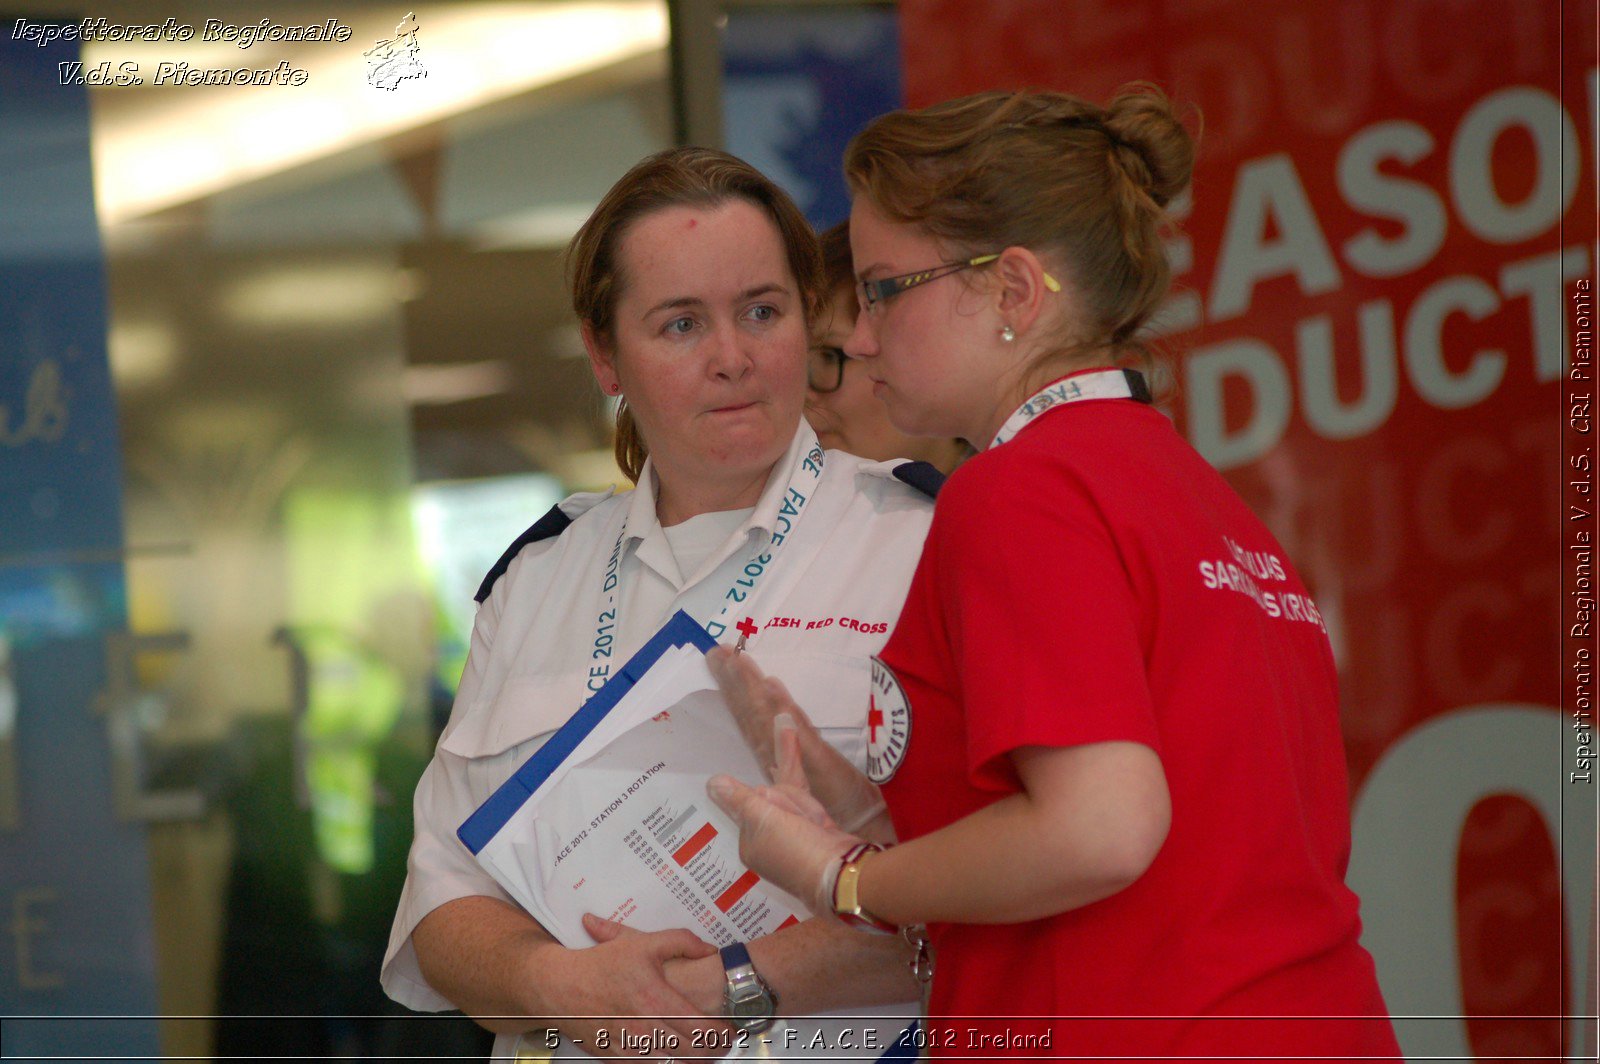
[623,421,819,547]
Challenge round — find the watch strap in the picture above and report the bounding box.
[720,940,777,1033]
[719,941,754,971]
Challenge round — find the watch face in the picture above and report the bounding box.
[730,1002,776,1033]
[727,987,776,1033]
[731,996,772,1018]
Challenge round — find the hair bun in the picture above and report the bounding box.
[844,84,1195,361]
[1102,83,1196,208]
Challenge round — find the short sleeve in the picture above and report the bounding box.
[380,588,516,1012]
[935,459,1160,791]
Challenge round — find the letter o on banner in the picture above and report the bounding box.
[1349,705,1597,1060]
[1448,87,1580,244]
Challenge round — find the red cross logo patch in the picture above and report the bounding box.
[865,656,912,783]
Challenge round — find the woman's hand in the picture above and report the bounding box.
[707,646,892,838]
[708,725,863,916]
[588,909,924,1019]
[535,916,729,1061]
[584,914,726,1017]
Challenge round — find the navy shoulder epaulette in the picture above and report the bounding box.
[1123,367,1153,404]
[474,504,573,604]
[891,460,945,499]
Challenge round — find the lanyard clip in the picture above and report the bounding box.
[903,924,934,986]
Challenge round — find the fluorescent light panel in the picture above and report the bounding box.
[89,3,669,224]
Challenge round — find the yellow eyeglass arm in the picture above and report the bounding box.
[969,253,1061,292]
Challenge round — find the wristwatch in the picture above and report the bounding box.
[831,842,897,933]
[719,942,778,1033]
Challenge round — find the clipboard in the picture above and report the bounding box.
[456,609,716,856]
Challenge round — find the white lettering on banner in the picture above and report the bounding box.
[1348,706,1597,1060]
[1403,276,1505,409]
[1208,154,1343,323]
[1163,76,1598,467]
[1297,302,1399,440]
[1405,420,1559,569]
[1193,83,1590,324]
[1449,87,1580,245]
[1338,120,1447,278]
[1183,340,1292,470]
[1185,246,1594,469]
[1502,246,1593,382]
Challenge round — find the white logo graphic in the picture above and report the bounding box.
[865,657,912,783]
[365,11,425,91]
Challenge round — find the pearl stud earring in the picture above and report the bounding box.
[1000,325,1016,343]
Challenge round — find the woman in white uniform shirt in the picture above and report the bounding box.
[381,148,934,1060]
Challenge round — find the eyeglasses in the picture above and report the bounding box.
[856,253,1061,313]
[807,345,847,393]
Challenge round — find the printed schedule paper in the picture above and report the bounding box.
[456,611,809,947]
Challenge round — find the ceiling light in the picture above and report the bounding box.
[470,203,599,250]
[224,265,408,327]
[91,3,669,224]
[402,361,515,405]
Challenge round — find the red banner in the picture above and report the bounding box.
[900,1,1595,1058]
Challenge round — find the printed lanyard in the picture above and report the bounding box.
[988,367,1151,449]
[586,440,826,693]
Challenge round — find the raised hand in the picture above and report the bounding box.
[707,725,863,917]
[707,646,891,836]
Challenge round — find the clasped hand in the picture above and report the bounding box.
[546,915,729,1062]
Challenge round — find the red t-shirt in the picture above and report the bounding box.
[874,394,1400,1059]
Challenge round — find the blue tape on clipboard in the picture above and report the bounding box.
[456,610,717,856]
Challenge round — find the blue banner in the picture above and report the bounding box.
[722,5,903,230]
[0,20,162,1061]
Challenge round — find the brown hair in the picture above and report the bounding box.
[819,220,855,302]
[567,147,824,483]
[843,84,1196,380]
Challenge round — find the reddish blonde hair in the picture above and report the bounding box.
[567,147,824,482]
[843,85,1196,374]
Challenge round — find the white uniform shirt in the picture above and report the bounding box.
[382,424,934,1059]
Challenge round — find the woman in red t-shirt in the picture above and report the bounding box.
[706,85,1402,1060]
